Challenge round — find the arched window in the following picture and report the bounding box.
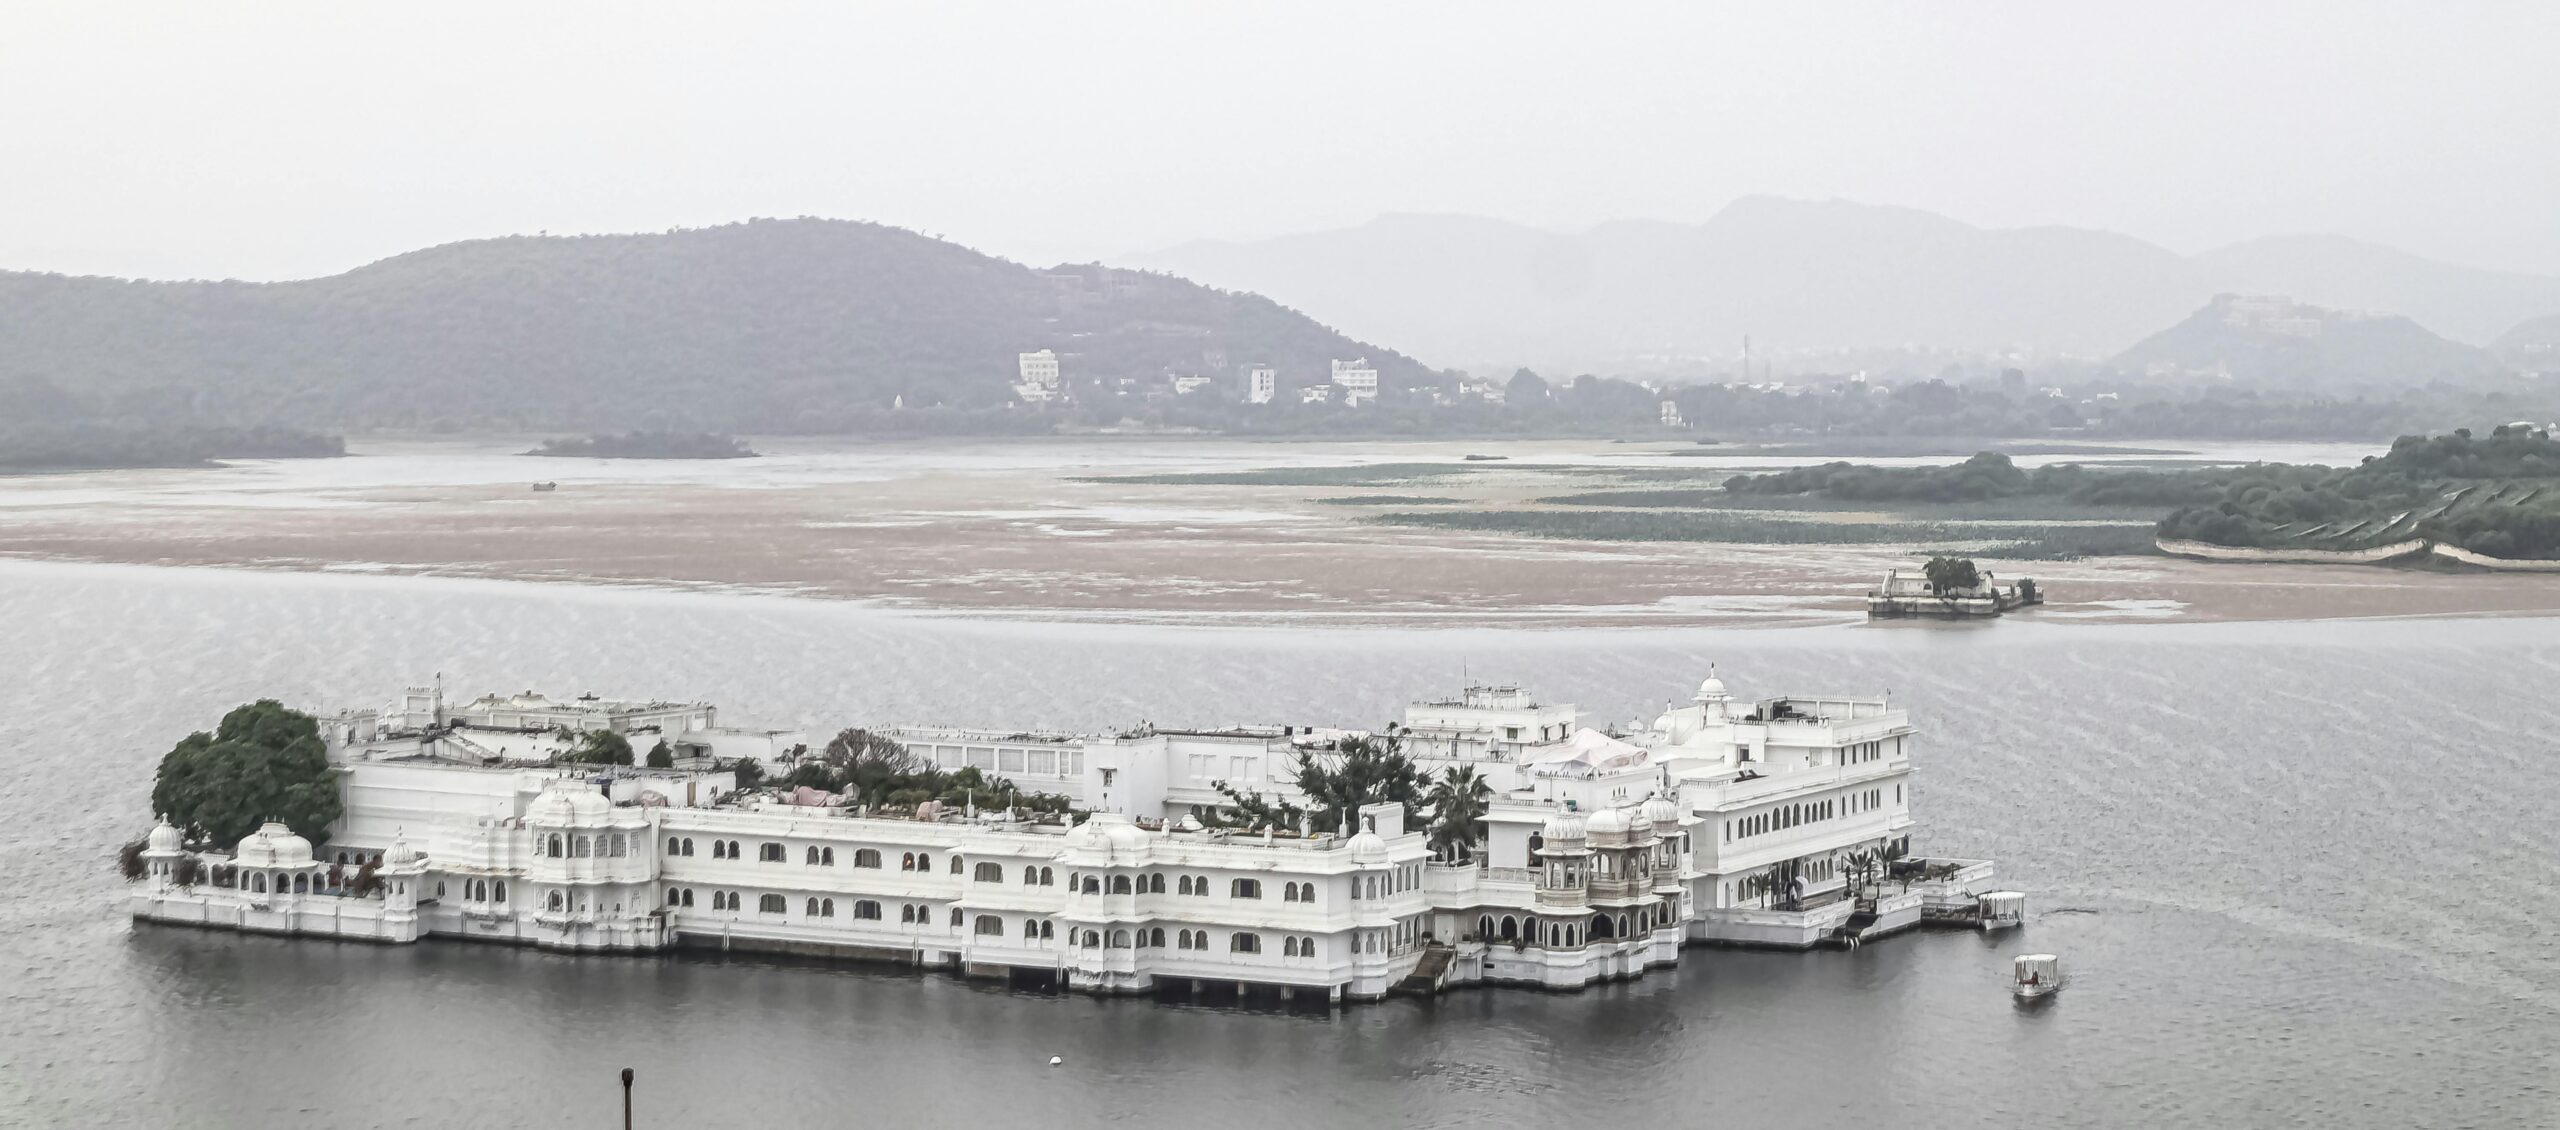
[336,851,349,865]
[821,847,835,866]
[807,897,820,916]
[681,839,694,857]
[975,861,1004,883]
[759,842,784,863]
[1178,930,1195,950]
[1528,832,1544,855]
[1178,875,1194,895]
[1299,935,1314,955]
[962,915,998,936]
[680,889,693,907]
[1110,875,1131,895]
[1039,867,1053,886]
[806,846,821,865]
[727,841,741,858]
[667,886,680,906]
[712,840,727,860]
[946,856,959,875]
[822,898,837,918]
[294,873,310,893]
[1500,916,1517,940]
[1081,876,1100,894]
[1024,918,1040,939]
[901,852,916,871]
[667,837,682,855]
[854,849,881,869]
[759,894,786,914]
[547,890,563,911]
[1191,874,1209,896]
[1081,930,1100,948]
[611,833,628,858]
[1230,932,1261,954]
[1039,921,1053,939]
[1149,927,1166,947]
[1284,936,1299,957]
[493,881,508,903]
[250,873,267,894]
[547,834,565,858]
[1109,929,1131,948]
[901,904,916,923]
[1024,865,1039,884]
[1232,878,1262,899]
[843,900,870,920]
[950,907,963,927]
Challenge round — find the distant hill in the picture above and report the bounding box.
[2110,295,2498,389]
[1129,197,2560,368]
[2494,312,2560,369]
[0,219,1434,431]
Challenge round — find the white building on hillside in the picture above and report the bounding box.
[1331,359,1379,405]
[129,670,2003,1002]
[1247,366,1278,405]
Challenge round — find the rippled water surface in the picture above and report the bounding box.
[3,559,2556,1128]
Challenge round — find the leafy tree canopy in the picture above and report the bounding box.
[561,729,634,765]
[150,700,342,848]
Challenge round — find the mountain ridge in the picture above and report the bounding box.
[0,219,1438,431]
[1129,197,2560,366]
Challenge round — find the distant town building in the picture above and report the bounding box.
[1300,384,1335,405]
[1659,400,1683,427]
[1247,366,1278,405]
[1018,350,1061,388]
[1457,377,1506,404]
[1015,349,1062,403]
[1331,359,1379,406]
[1172,375,1214,396]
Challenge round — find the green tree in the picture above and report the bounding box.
[150,699,343,848]
[1921,556,1981,596]
[1219,733,1422,833]
[1422,765,1493,861]
[644,738,674,768]
[562,729,634,765]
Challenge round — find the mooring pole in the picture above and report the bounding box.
[621,1067,634,1130]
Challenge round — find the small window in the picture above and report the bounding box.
[821,847,835,866]
[760,842,785,863]
[975,915,1005,936]
[680,889,692,907]
[667,837,681,855]
[1230,932,1261,954]
[950,907,963,927]
[947,856,960,875]
[1024,918,1040,939]
[1040,921,1053,939]
[712,840,727,860]
[1110,875,1131,895]
[806,846,821,865]
[806,897,820,916]
[901,852,916,871]
[1232,878,1262,899]
[975,862,1004,883]
[759,893,785,914]
[1191,874,1209,896]
[1023,864,1039,884]
[681,839,694,857]
[822,898,837,918]
[1039,867,1054,886]
[547,891,562,911]
[1284,936,1299,957]
[854,849,881,869]
[1178,875,1193,895]
[1082,876,1100,894]
[494,881,507,903]
[854,900,878,920]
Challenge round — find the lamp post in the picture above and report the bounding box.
[621,1067,634,1130]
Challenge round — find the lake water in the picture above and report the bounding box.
[3,558,2555,1128]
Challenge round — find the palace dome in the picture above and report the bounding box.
[1586,807,1631,838]
[1694,673,1730,702]
[147,819,183,853]
[1539,810,1586,844]
[234,821,314,869]
[1345,829,1389,863]
[1102,819,1151,853]
[1642,793,1682,827]
[385,836,420,866]
[527,779,612,826]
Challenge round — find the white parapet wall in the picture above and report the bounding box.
[2155,537,2429,565]
[130,889,420,944]
[2429,544,2560,571]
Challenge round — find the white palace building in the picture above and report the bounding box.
[127,670,2005,1004]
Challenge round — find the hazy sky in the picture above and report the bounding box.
[5,2,2555,281]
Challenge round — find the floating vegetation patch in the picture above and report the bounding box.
[1315,495,1463,506]
[1367,508,2159,560]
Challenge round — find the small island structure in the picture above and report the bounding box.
[1867,556,2041,619]
[122,671,2010,1005]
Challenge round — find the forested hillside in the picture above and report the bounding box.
[0,219,1434,432]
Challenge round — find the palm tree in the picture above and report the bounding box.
[1422,766,1492,862]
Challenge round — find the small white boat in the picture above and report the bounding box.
[1977,891,2027,931]
[2012,953,2064,1000]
